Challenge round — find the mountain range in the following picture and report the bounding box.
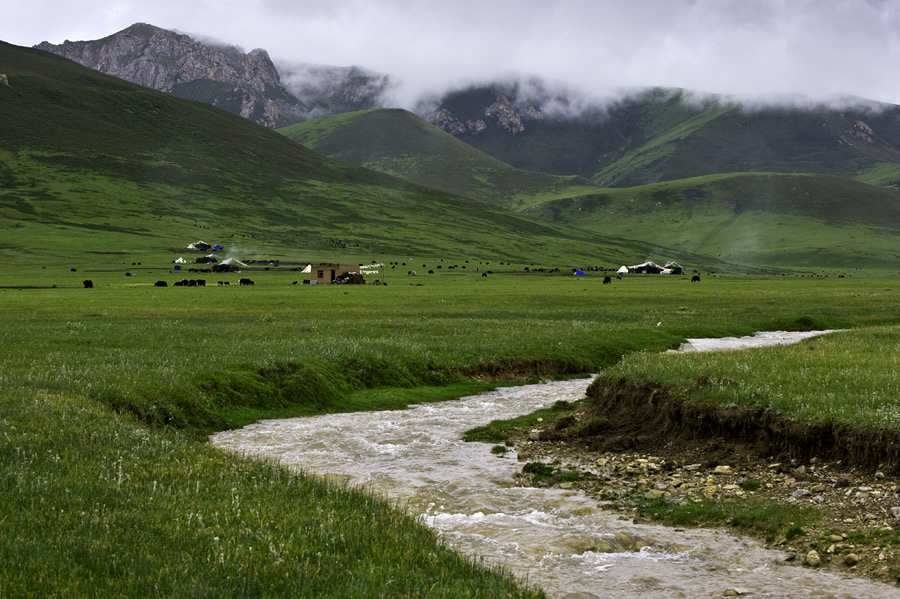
[16,23,900,273]
[2,39,675,275]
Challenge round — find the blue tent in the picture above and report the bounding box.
[574,269,586,276]
[213,244,224,250]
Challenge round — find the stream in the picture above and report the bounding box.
[211,332,897,598]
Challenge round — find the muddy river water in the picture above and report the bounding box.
[211,332,897,598]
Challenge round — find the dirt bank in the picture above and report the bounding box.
[509,377,900,585]
[580,377,900,475]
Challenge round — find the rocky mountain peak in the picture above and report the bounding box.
[35,24,395,128]
[36,23,304,128]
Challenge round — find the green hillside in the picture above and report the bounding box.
[279,109,600,210]
[526,173,900,271]
[593,102,900,188]
[430,85,900,189]
[0,42,676,272]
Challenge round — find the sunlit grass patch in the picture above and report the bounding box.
[634,496,819,544]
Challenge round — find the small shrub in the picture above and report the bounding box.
[573,415,608,437]
[491,444,507,455]
[740,480,762,491]
[785,525,806,541]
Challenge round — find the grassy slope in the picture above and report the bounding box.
[525,172,900,272]
[0,42,663,270]
[279,108,601,210]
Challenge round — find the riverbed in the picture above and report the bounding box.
[211,332,897,598]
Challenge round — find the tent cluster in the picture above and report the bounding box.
[618,261,685,275]
[186,241,224,251]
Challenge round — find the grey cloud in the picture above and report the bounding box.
[6,0,900,107]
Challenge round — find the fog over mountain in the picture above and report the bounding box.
[8,0,900,110]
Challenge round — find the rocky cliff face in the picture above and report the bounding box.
[36,23,310,128]
[426,91,543,136]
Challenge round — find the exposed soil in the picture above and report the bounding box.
[509,378,900,586]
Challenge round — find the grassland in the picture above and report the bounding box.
[3,266,900,596]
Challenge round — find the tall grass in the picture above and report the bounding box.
[0,388,542,598]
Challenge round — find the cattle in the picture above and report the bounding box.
[239,278,254,286]
[196,280,206,287]
[481,272,488,277]
[691,274,701,283]
[82,280,93,288]
[407,271,416,276]
[292,281,298,285]
[602,275,612,284]
[125,272,132,277]
[154,281,167,287]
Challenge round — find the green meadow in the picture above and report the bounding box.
[3,266,900,596]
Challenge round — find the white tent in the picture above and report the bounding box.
[186,243,195,250]
[220,257,247,268]
[617,265,629,274]
[301,264,312,273]
[174,257,186,264]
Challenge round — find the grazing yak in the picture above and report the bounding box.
[82,280,93,288]
[239,278,254,286]
[602,275,612,284]
[691,274,701,283]
[154,281,167,287]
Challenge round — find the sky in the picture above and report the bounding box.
[5,0,900,107]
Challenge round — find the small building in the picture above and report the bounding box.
[310,264,363,284]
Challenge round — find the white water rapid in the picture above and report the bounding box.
[211,332,896,598]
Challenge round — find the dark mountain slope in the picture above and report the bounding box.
[424,84,900,188]
[279,109,600,210]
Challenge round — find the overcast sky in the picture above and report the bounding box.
[5,0,900,106]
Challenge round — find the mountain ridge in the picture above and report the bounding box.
[35,23,394,128]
